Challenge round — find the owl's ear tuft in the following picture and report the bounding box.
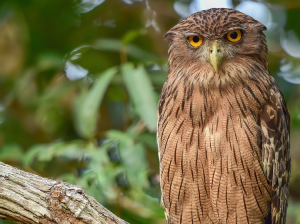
[258,24,267,31]
[164,31,175,41]
[254,21,267,32]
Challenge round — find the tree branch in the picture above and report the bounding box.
[0,162,128,224]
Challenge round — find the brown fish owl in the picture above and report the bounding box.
[157,8,291,224]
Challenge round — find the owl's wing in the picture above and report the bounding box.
[157,81,170,220]
[260,85,291,224]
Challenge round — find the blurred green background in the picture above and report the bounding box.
[0,0,300,223]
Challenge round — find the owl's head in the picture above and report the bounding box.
[164,8,267,74]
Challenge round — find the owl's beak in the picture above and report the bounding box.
[208,41,224,73]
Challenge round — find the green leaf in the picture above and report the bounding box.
[122,29,146,45]
[58,173,77,185]
[23,140,90,167]
[23,144,47,167]
[107,130,148,188]
[137,132,158,150]
[4,68,36,106]
[73,67,117,138]
[55,140,91,159]
[36,81,79,104]
[122,63,158,131]
[92,39,159,61]
[0,144,23,162]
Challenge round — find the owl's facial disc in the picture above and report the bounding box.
[208,41,224,73]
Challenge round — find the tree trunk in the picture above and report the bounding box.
[0,162,128,224]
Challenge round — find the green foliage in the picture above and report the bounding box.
[74,67,118,138]
[0,0,300,223]
[122,64,158,132]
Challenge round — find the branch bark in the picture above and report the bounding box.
[0,162,128,224]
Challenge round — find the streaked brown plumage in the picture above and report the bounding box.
[157,8,290,224]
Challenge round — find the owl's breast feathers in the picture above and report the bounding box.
[157,66,290,223]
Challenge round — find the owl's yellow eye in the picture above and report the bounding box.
[188,35,203,47]
[227,30,242,42]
